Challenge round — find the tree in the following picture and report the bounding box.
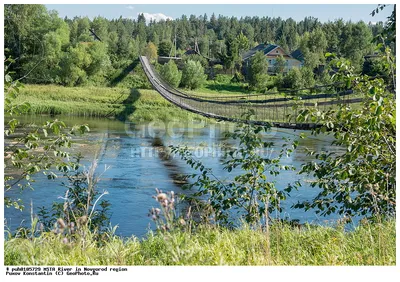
[274,55,286,74]
[160,60,182,88]
[91,16,108,41]
[127,38,140,60]
[59,43,91,86]
[85,41,111,84]
[235,31,249,57]
[248,51,268,89]
[300,66,315,88]
[180,60,207,89]
[158,40,173,57]
[299,28,327,70]
[144,41,158,63]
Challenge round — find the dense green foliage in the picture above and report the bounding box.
[159,60,182,87]
[4,4,393,88]
[295,51,395,218]
[144,41,158,63]
[158,40,173,56]
[180,60,207,89]
[5,219,395,265]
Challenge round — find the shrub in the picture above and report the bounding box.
[170,111,297,226]
[180,60,207,90]
[282,68,303,89]
[214,74,232,84]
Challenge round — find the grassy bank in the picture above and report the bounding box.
[15,84,207,122]
[4,219,395,265]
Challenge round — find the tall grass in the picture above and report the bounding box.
[13,85,207,122]
[4,219,395,265]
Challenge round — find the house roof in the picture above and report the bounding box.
[290,49,304,62]
[242,43,278,61]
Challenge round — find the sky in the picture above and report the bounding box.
[44,3,394,24]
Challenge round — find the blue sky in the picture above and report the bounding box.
[45,4,393,24]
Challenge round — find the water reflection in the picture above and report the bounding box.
[5,115,344,237]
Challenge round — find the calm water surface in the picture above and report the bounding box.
[5,115,345,237]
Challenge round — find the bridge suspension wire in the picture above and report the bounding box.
[139,56,363,129]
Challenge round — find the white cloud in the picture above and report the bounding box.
[127,6,135,10]
[138,12,173,24]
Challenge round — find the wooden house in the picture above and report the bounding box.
[242,44,303,74]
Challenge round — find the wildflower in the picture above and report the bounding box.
[57,218,66,229]
[157,193,168,202]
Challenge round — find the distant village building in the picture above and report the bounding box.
[242,44,303,74]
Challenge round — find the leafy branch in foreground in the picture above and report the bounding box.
[295,52,395,219]
[4,55,90,210]
[170,111,298,227]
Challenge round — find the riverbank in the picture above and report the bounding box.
[4,219,395,265]
[15,85,208,122]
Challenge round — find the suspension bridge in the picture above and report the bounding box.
[139,56,362,129]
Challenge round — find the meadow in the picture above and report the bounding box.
[4,219,395,265]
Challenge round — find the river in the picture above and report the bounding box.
[4,115,345,238]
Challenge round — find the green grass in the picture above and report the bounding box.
[4,219,395,265]
[14,84,208,122]
[13,84,362,125]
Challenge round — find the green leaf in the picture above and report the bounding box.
[375,106,383,116]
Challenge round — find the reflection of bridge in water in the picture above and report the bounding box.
[139,56,362,130]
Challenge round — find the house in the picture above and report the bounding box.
[290,49,304,65]
[242,43,303,73]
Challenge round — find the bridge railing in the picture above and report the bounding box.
[139,56,362,129]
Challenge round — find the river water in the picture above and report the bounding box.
[4,115,345,237]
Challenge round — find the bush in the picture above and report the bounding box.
[170,111,297,225]
[160,60,182,88]
[182,54,208,68]
[214,74,232,84]
[180,60,207,90]
[230,72,244,83]
[282,68,303,89]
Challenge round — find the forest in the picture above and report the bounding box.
[4,4,391,90]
